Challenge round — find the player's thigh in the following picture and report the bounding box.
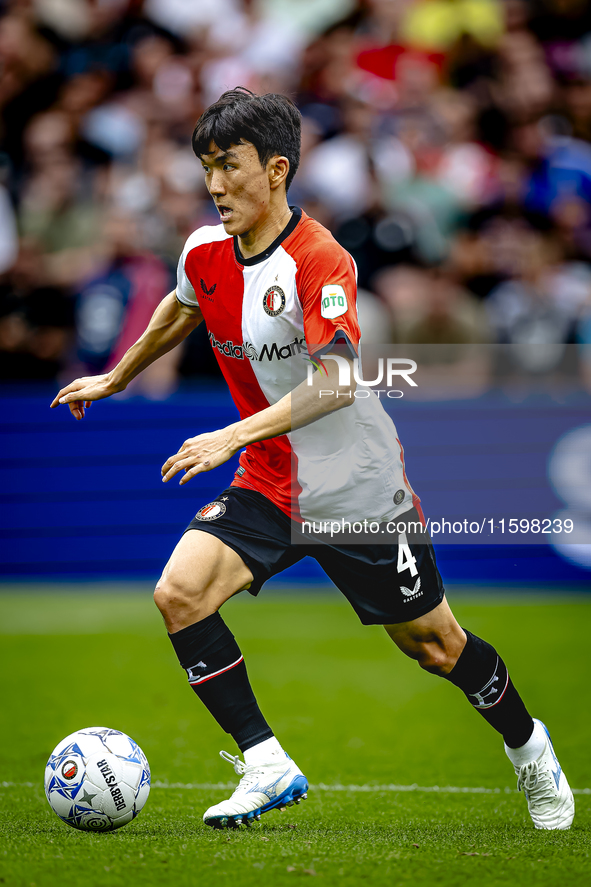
[157,529,254,606]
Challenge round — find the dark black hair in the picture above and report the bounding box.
[192,87,302,191]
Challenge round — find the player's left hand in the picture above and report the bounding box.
[161,428,238,485]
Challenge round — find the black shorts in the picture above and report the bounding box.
[184,487,445,625]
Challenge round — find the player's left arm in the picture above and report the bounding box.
[161,354,354,484]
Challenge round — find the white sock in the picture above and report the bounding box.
[243,736,285,765]
[505,719,547,767]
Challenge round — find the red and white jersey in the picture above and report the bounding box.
[176,207,419,523]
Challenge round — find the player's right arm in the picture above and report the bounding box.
[50,291,203,420]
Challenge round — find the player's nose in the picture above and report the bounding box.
[209,169,226,195]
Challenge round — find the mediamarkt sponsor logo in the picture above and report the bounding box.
[208,331,306,362]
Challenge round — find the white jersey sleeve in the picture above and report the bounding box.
[176,224,232,308]
[176,242,198,307]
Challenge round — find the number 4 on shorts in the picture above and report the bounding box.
[397,532,418,577]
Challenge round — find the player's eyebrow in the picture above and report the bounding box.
[200,150,239,164]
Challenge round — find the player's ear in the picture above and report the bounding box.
[268,155,289,190]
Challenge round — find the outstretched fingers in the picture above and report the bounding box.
[161,451,212,484]
[51,379,85,408]
[161,431,235,486]
[179,463,210,485]
[51,381,93,420]
[50,374,110,418]
[64,393,88,420]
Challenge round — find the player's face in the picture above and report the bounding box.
[200,141,273,238]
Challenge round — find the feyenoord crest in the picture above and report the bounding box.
[262,285,286,317]
[61,760,78,780]
[195,501,227,521]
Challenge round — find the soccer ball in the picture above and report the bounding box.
[44,726,150,831]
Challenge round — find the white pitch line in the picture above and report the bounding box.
[151,781,591,796]
[152,781,515,794]
[2,781,589,795]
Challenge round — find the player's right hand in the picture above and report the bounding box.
[50,374,120,420]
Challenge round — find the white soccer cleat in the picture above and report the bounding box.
[203,750,309,829]
[508,719,575,830]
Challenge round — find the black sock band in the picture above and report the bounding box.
[445,630,534,748]
[168,612,273,752]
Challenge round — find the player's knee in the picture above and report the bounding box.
[153,574,210,625]
[153,577,184,619]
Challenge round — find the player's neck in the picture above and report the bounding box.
[237,199,293,259]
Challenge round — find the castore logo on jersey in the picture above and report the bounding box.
[199,277,217,302]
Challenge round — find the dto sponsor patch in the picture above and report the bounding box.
[321,285,348,319]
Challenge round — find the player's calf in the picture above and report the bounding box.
[153,529,308,826]
[168,610,274,751]
[168,614,308,828]
[388,607,534,748]
[385,599,466,676]
[387,607,574,828]
[443,630,574,829]
[443,629,534,748]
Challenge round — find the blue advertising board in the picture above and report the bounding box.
[1,384,590,587]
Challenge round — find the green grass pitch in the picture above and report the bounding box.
[0,586,589,887]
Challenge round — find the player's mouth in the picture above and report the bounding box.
[217,205,233,222]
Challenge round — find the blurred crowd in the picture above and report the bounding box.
[2,0,591,393]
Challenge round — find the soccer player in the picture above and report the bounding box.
[52,88,574,831]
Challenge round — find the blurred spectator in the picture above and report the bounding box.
[429,89,498,206]
[75,210,177,398]
[0,180,18,274]
[356,286,393,344]
[199,1,306,106]
[401,0,503,52]
[0,11,59,170]
[375,264,491,345]
[563,77,591,143]
[299,93,413,222]
[0,284,75,380]
[512,117,591,217]
[18,111,104,286]
[402,268,491,346]
[0,237,75,380]
[144,0,243,39]
[1,0,591,390]
[485,229,590,357]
